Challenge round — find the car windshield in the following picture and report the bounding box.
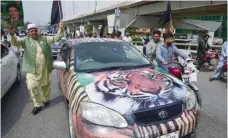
[74,42,152,72]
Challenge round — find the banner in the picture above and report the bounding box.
[1,0,24,31]
[51,0,63,26]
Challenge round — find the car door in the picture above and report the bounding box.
[1,45,14,97]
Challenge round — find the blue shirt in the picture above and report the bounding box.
[156,44,188,63]
[220,41,228,61]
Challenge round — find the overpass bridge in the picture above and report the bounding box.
[64,0,227,40]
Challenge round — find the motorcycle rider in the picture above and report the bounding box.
[197,34,211,70]
[156,32,188,72]
[146,30,163,61]
[209,41,227,81]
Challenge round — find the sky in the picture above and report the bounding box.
[22,0,126,25]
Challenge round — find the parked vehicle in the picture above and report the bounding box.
[51,42,61,57]
[45,34,66,57]
[1,42,21,98]
[54,38,201,138]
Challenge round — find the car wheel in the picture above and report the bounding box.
[16,66,21,83]
[190,133,196,138]
[69,109,76,138]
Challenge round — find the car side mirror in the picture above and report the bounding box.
[53,61,66,70]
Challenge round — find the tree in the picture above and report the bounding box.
[85,24,93,35]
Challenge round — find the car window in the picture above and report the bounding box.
[123,45,140,60]
[74,42,151,71]
[1,44,9,58]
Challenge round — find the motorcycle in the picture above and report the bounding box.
[194,49,219,71]
[220,61,227,81]
[167,58,198,84]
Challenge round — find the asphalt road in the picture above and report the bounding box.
[1,70,227,138]
[1,70,70,138]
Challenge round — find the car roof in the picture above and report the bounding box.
[68,38,126,47]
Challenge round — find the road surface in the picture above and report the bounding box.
[1,71,227,138]
[1,70,70,138]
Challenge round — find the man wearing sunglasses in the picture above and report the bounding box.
[8,20,64,115]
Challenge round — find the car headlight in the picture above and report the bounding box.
[79,102,128,128]
[185,87,197,110]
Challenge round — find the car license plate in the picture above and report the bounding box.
[158,131,179,138]
[182,75,190,84]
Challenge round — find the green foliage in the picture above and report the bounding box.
[85,24,93,34]
[126,27,139,36]
[132,36,142,41]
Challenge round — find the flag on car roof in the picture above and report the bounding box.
[50,0,63,26]
[159,1,172,26]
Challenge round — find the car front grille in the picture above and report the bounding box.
[132,101,183,125]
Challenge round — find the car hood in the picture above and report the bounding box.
[77,67,187,115]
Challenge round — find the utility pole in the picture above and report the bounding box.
[95,0,97,13]
[73,0,76,16]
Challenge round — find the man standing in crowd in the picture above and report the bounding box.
[146,30,163,61]
[197,34,211,70]
[123,32,132,44]
[8,20,64,115]
[93,32,97,38]
[3,35,11,48]
[209,41,227,81]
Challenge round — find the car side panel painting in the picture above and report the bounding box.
[59,49,90,113]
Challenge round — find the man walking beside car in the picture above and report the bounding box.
[8,20,64,115]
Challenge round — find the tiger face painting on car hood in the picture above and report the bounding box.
[76,67,187,115]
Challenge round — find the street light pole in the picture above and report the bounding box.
[95,0,97,13]
[73,0,76,16]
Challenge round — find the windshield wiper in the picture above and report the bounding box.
[81,64,154,73]
[83,66,127,73]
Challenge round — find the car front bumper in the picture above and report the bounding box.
[52,49,60,57]
[73,109,200,138]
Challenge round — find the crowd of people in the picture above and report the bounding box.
[65,28,227,81]
[70,29,133,43]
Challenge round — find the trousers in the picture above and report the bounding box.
[27,80,51,107]
[212,60,225,79]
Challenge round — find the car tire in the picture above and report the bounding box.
[16,65,21,83]
[190,133,196,138]
[69,109,77,138]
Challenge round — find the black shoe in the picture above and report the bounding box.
[31,107,42,115]
[43,101,50,108]
[209,78,214,81]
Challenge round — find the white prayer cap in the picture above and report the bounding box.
[27,24,37,31]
